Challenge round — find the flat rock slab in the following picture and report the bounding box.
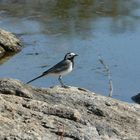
[0,28,21,57]
[0,78,140,140]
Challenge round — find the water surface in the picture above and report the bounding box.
[0,0,140,102]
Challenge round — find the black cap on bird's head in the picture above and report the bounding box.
[64,52,78,60]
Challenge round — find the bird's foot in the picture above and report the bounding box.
[61,84,70,88]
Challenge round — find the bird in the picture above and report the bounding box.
[26,52,78,87]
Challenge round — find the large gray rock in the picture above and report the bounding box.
[0,28,21,57]
[0,78,140,140]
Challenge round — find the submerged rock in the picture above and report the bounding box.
[132,93,140,104]
[0,28,21,57]
[0,78,140,140]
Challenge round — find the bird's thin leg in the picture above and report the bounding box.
[58,76,68,88]
[58,75,65,87]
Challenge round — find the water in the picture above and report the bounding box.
[0,0,140,103]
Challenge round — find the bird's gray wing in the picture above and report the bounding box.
[42,60,69,75]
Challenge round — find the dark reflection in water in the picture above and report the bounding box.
[0,0,140,35]
[0,0,140,103]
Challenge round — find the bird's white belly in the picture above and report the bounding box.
[60,63,73,76]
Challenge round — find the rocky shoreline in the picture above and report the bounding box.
[0,28,140,140]
[0,78,139,140]
[0,28,21,58]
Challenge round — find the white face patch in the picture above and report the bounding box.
[69,53,75,56]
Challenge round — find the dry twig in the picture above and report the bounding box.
[98,56,113,97]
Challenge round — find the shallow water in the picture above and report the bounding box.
[0,0,140,102]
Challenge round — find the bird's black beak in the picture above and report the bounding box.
[74,54,78,57]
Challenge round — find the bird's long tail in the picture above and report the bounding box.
[26,74,44,84]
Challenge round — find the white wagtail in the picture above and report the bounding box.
[26,52,78,87]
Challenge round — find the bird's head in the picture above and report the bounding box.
[64,52,78,60]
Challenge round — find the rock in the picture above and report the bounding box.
[0,28,21,57]
[132,93,140,104]
[0,46,5,57]
[0,78,140,140]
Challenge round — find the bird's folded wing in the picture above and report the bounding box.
[43,60,69,75]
